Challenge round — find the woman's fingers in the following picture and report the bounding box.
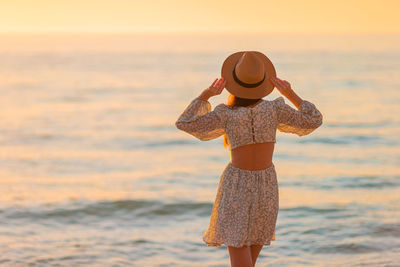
[275,77,286,86]
[211,78,218,87]
[218,81,226,92]
[219,79,226,90]
[275,79,285,89]
[219,78,225,88]
[270,77,293,98]
[270,77,290,90]
[213,78,224,89]
[212,78,221,87]
[207,78,226,96]
[277,79,288,89]
[270,77,281,86]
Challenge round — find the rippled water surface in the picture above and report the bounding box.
[0,33,399,266]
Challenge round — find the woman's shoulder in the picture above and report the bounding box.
[264,96,285,111]
[218,98,272,110]
[214,103,229,111]
[269,96,285,104]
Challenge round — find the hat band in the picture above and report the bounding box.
[232,63,266,88]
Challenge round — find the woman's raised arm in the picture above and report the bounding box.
[270,77,323,136]
[175,78,228,141]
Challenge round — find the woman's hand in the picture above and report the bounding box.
[270,77,303,108]
[198,78,226,101]
[270,77,294,97]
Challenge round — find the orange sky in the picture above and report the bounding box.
[1,0,399,34]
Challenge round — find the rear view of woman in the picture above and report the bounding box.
[175,51,323,267]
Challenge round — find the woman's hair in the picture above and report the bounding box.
[223,93,262,149]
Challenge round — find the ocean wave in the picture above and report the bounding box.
[1,199,212,221]
[280,175,400,190]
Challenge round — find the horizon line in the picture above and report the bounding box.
[0,30,399,36]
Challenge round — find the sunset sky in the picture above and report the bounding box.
[1,0,399,34]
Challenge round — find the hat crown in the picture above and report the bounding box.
[221,50,276,99]
[234,52,265,84]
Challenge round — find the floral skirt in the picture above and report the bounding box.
[202,162,279,248]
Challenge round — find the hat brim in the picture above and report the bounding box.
[221,51,276,99]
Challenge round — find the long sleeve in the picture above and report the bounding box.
[273,96,323,136]
[175,97,227,141]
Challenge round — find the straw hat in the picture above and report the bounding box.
[221,51,276,99]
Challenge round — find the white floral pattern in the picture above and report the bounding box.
[202,162,279,247]
[175,96,323,150]
[175,95,323,247]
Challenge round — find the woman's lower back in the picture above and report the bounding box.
[230,142,275,170]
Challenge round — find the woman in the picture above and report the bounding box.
[175,51,323,267]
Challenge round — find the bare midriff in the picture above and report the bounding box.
[230,142,275,171]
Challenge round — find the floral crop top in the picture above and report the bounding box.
[175,95,323,150]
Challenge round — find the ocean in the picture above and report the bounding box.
[0,33,399,266]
